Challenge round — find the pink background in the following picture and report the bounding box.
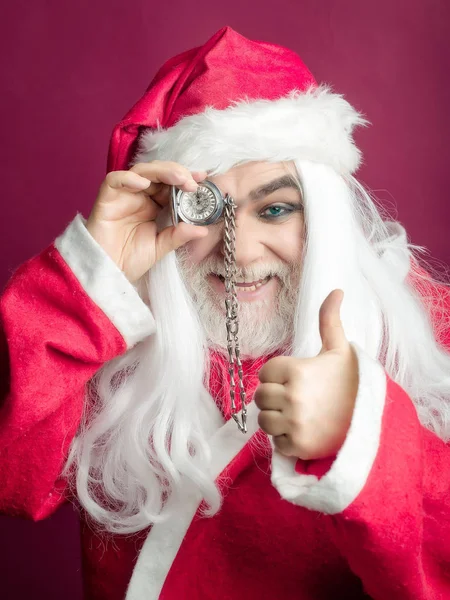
[1,1,449,598]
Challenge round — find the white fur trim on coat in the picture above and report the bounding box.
[54,213,156,348]
[131,86,368,176]
[270,343,386,513]
[125,401,260,600]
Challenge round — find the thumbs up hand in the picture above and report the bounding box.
[255,290,359,460]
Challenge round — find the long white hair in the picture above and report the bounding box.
[65,159,450,534]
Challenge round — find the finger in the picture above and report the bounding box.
[144,175,203,210]
[191,170,208,182]
[319,289,348,353]
[104,170,152,193]
[131,161,200,197]
[258,356,298,385]
[253,383,285,411]
[155,222,209,262]
[258,410,287,437]
[272,434,296,457]
[150,175,202,210]
[100,171,161,220]
[143,176,199,208]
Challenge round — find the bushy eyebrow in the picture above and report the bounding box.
[248,174,302,202]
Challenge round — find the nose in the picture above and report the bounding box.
[220,213,263,268]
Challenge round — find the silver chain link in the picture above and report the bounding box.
[223,195,247,434]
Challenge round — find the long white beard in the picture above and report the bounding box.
[176,249,301,358]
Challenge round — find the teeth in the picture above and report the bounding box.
[234,277,269,284]
[212,274,271,291]
[237,276,270,292]
[240,284,258,291]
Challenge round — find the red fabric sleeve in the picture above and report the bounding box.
[0,246,129,520]
[324,275,450,598]
[327,375,450,599]
[272,272,450,598]
[274,352,450,597]
[278,368,450,598]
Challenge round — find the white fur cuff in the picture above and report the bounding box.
[54,213,155,348]
[270,343,386,514]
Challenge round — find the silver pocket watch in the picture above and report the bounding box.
[171,181,248,434]
[170,180,230,226]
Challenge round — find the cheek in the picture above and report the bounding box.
[268,219,305,262]
[183,226,221,265]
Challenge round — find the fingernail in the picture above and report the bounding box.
[135,176,151,189]
[184,180,198,191]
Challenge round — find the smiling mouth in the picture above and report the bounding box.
[215,274,272,292]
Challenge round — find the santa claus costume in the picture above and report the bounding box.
[1,25,450,600]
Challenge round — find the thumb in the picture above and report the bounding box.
[318,289,348,353]
[155,222,208,261]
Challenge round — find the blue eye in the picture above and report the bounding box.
[260,204,295,220]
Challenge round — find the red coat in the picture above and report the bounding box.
[1,214,450,600]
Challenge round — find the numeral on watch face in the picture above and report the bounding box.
[180,188,217,222]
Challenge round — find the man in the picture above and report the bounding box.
[1,25,450,600]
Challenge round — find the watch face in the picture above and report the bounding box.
[178,185,220,224]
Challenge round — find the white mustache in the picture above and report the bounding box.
[176,246,300,357]
[196,259,291,282]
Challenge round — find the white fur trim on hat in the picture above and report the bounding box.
[131,85,368,176]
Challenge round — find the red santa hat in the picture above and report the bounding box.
[107,26,367,176]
